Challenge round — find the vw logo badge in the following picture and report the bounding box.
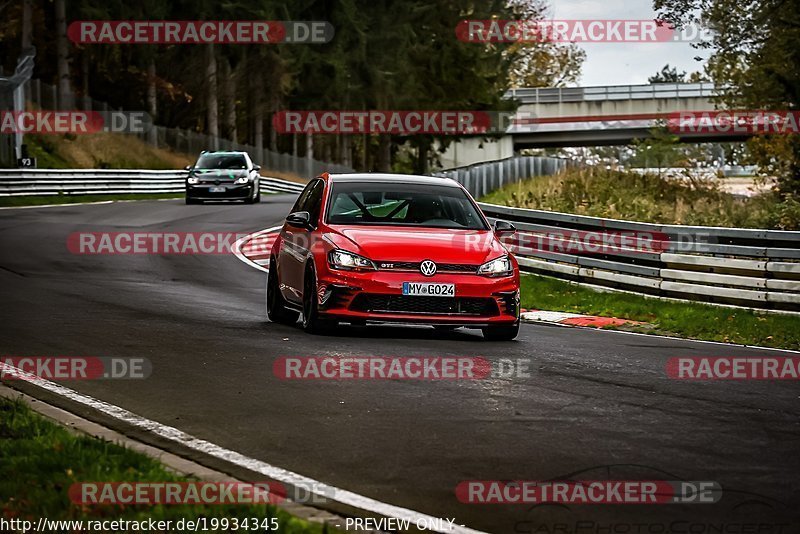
[420,260,437,277]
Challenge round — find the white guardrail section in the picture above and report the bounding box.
[435,156,569,199]
[480,203,800,312]
[0,169,306,196]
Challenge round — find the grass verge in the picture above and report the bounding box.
[26,133,193,170]
[0,193,184,208]
[481,167,800,230]
[520,274,800,350]
[0,396,325,533]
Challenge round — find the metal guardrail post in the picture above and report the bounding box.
[497,161,503,192]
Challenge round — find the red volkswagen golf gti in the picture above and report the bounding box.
[267,173,520,340]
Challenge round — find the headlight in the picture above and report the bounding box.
[187,176,199,185]
[477,255,513,277]
[235,175,251,184]
[328,250,376,271]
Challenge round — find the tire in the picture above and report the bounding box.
[266,258,299,325]
[301,262,336,334]
[482,322,520,341]
[185,197,199,205]
[255,187,261,203]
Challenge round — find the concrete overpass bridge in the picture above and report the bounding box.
[505,82,743,148]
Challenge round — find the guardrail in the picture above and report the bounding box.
[481,202,800,312]
[0,169,305,196]
[506,83,721,104]
[434,156,569,199]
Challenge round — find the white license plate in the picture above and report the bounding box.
[209,186,226,193]
[402,282,455,297]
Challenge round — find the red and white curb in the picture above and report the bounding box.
[521,309,645,328]
[233,227,280,273]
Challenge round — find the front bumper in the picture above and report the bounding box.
[315,266,520,326]
[186,184,253,200]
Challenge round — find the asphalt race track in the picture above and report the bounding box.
[1,196,798,533]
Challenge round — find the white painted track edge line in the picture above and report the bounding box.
[0,200,117,210]
[0,363,485,534]
[520,317,800,354]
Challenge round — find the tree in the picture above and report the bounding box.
[655,0,800,197]
[505,0,585,88]
[2,0,586,172]
[54,0,71,108]
[21,0,33,51]
[205,44,218,141]
[648,64,686,83]
[629,127,682,174]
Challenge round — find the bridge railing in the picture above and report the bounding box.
[0,169,305,196]
[507,82,721,104]
[481,202,800,312]
[433,156,569,198]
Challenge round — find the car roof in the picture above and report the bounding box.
[327,173,460,187]
[200,151,248,156]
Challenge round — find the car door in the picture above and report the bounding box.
[280,179,323,304]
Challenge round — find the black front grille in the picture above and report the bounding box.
[350,294,498,316]
[439,263,480,273]
[376,261,478,274]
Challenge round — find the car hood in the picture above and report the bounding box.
[325,226,507,264]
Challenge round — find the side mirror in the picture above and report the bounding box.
[494,220,516,235]
[184,165,192,171]
[286,211,312,230]
[253,165,261,172]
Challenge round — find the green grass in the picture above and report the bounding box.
[481,167,800,230]
[0,193,184,207]
[520,274,800,350]
[0,397,325,533]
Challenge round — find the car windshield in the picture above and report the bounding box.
[195,154,247,169]
[326,182,488,230]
